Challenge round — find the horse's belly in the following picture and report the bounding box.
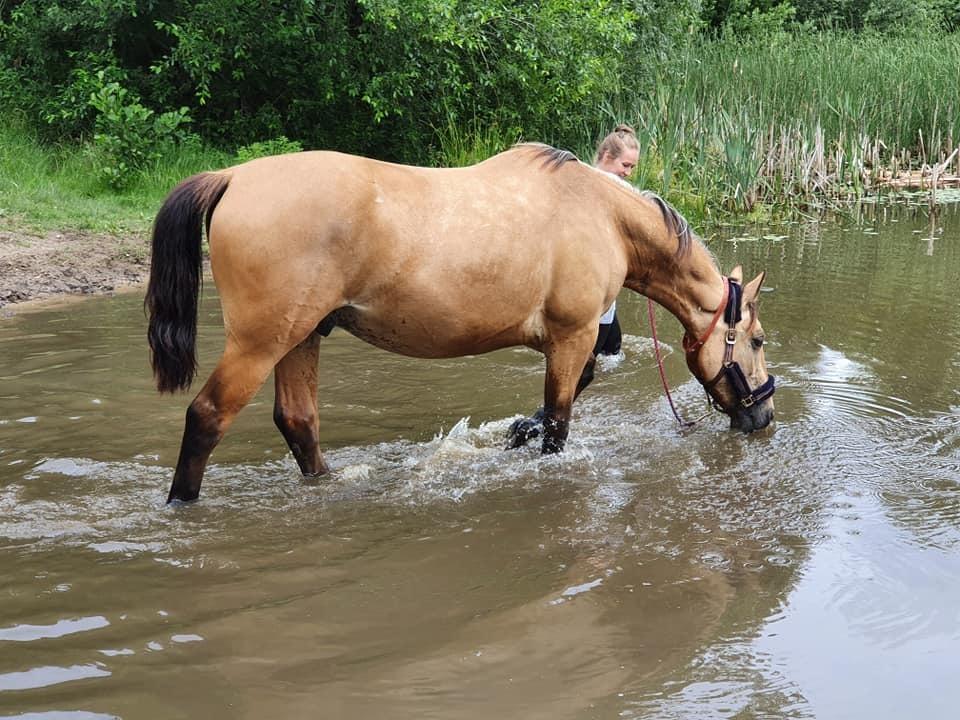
[330,306,526,358]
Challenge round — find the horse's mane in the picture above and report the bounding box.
[516,142,579,169]
[638,190,693,258]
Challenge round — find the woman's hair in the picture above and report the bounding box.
[593,124,639,164]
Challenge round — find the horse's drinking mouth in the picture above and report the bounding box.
[729,400,775,433]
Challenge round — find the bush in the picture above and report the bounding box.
[0,0,693,164]
[234,136,304,164]
[88,73,193,189]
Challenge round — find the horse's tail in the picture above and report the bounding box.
[145,171,231,393]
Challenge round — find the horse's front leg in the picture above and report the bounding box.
[273,332,330,476]
[507,337,598,449]
[540,331,597,454]
[506,355,597,449]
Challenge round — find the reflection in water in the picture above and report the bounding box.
[0,208,958,719]
[0,616,109,642]
[0,663,111,692]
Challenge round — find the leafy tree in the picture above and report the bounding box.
[1,0,670,162]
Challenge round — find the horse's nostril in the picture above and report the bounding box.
[754,405,775,431]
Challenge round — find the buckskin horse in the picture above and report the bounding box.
[146,144,775,503]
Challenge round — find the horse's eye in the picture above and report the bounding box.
[751,335,765,350]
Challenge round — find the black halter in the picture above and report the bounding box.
[700,278,776,412]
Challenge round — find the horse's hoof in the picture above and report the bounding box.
[166,485,200,504]
[507,416,543,449]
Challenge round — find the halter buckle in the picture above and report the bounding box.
[740,394,755,408]
[725,329,737,345]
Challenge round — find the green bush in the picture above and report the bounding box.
[235,136,304,164]
[87,73,192,189]
[707,0,959,30]
[0,0,692,163]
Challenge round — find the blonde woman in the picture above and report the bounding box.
[592,124,639,357]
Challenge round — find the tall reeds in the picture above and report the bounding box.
[619,30,960,213]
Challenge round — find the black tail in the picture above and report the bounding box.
[145,172,230,393]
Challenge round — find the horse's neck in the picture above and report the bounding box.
[619,207,725,338]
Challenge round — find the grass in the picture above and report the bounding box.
[431,31,960,223]
[616,30,960,216]
[0,116,230,235]
[433,117,524,168]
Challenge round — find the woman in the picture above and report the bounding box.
[591,124,639,357]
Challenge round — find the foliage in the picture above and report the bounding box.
[705,0,960,31]
[702,0,796,35]
[88,72,193,189]
[0,0,685,162]
[3,0,960,223]
[235,136,304,164]
[630,30,960,213]
[0,112,229,233]
[434,118,521,167]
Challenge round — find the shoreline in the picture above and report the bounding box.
[0,226,150,316]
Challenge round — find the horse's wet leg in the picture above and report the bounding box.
[507,353,598,449]
[167,396,224,503]
[507,407,546,448]
[167,350,276,503]
[541,413,570,453]
[273,333,330,477]
[540,334,595,455]
[574,354,597,401]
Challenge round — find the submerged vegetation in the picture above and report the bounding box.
[2,0,960,230]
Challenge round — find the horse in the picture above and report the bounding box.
[146,144,775,503]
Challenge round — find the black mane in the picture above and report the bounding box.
[518,142,579,170]
[639,190,693,258]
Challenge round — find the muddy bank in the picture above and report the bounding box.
[0,227,149,314]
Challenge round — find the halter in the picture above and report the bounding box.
[648,277,775,427]
[690,277,776,412]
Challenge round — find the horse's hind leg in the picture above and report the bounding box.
[167,346,278,503]
[273,332,330,477]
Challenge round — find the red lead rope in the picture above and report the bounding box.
[647,298,694,427]
[647,280,729,429]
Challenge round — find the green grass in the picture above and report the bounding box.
[427,31,960,222]
[0,116,230,234]
[434,117,524,168]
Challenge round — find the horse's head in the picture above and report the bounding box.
[683,266,775,433]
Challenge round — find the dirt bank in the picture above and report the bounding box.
[0,227,150,315]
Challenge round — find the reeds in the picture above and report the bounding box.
[618,30,960,214]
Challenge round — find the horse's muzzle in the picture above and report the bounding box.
[730,398,775,433]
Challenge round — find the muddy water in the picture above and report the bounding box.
[1,208,959,719]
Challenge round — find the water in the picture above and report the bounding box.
[1,208,959,719]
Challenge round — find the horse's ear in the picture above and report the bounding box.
[729,265,743,283]
[743,271,766,304]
